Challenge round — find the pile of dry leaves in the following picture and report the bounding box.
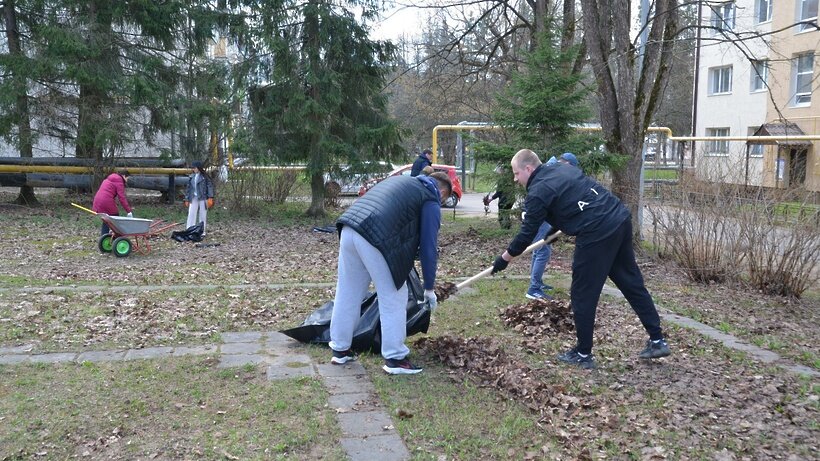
[415,335,594,424]
[500,298,575,353]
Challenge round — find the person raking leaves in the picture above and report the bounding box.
[490,149,671,369]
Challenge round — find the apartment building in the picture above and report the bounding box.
[693,0,819,192]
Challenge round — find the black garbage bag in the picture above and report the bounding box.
[171,222,204,242]
[280,268,431,352]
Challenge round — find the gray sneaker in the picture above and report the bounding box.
[639,339,671,359]
[556,347,596,369]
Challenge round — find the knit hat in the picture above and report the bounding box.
[192,161,203,169]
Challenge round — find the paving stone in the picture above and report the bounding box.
[221,342,263,354]
[328,392,383,412]
[221,331,263,343]
[264,331,296,346]
[124,347,174,361]
[28,353,77,363]
[269,354,311,366]
[266,362,317,380]
[217,354,267,368]
[0,354,28,364]
[170,345,218,357]
[337,411,396,437]
[783,364,820,378]
[0,344,36,355]
[264,337,305,353]
[323,375,376,395]
[76,350,126,363]
[316,362,366,377]
[340,434,410,461]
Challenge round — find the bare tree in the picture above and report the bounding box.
[579,0,679,238]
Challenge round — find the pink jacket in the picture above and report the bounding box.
[92,173,132,215]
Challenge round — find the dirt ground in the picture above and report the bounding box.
[1,192,818,459]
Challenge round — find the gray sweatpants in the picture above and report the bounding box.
[330,226,410,360]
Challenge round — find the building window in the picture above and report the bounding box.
[709,66,733,95]
[711,2,736,32]
[756,0,773,23]
[797,0,819,32]
[793,53,814,106]
[751,60,769,92]
[747,127,764,157]
[706,128,730,155]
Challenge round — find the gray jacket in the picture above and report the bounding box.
[185,173,214,201]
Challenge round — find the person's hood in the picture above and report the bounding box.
[416,174,441,198]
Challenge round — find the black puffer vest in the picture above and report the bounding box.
[337,175,439,289]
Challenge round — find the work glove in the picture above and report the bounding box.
[184,201,189,208]
[207,198,214,209]
[126,212,133,218]
[424,289,438,311]
[491,255,508,274]
[482,195,490,206]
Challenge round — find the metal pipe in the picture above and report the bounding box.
[0,165,192,174]
[431,124,502,164]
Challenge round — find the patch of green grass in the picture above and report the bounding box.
[717,321,732,334]
[0,357,345,460]
[365,355,550,460]
[643,168,678,181]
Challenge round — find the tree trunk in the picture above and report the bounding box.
[4,0,40,206]
[580,0,678,241]
[305,171,327,218]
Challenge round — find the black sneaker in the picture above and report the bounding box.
[639,339,671,359]
[556,347,596,369]
[330,349,356,365]
[383,357,423,375]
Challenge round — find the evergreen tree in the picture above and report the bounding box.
[0,0,40,205]
[248,0,402,217]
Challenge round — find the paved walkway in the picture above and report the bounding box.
[0,331,411,461]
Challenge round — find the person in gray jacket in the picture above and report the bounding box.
[184,161,215,236]
[330,171,452,375]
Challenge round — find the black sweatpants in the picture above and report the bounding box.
[570,219,663,355]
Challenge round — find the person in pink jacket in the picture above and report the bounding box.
[92,171,133,236]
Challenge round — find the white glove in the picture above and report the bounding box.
[126,212,133,218]
[424,289,438,311]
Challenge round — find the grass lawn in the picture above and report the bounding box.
[0,190,817,460]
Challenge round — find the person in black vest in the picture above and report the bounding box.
[490,149,670,369]
[410,149,433,177]
[330,171,453,374]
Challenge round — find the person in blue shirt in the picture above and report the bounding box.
[526,152,581,299]
[491,148,670,369]
[330,171,452,375]
[410,149,433,177]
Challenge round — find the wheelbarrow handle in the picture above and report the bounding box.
[455,230,563,291]
[71,202,97,215]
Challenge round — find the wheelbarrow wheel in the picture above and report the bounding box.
[112,237,132,257]
[98,235,113,253]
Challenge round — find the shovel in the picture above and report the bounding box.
[451,230,564,293]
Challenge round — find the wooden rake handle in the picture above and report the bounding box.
[455,230,563,291]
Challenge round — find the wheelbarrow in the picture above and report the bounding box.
[72,203,179,257]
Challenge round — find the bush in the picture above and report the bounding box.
[647,175,820,298]
[220,168,298,213]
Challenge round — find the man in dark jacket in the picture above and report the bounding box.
[491,149,670,369]
[330,171,453,375]
[410,149,433,177]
